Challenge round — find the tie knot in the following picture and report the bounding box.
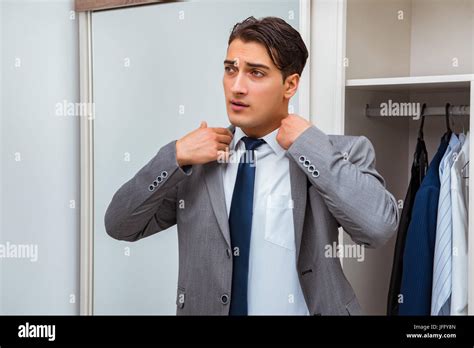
[242,137,266,151]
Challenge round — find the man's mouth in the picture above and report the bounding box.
[230,100,249,111]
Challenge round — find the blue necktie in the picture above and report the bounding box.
[229,136,266,315]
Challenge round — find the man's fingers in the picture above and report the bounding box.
[216,142,230,151]
[200,121,208,128]
[212,127,233,137]
[216,134,232,145]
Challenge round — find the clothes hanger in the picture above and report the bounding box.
[461,161,469,179]
[417,103,426,140]
[413,103,427,171]
[460,105,467,136]
[453,104,469,179]
[443,102,452,142]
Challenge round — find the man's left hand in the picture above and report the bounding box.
[276,114,312,150]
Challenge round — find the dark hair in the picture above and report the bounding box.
[228,16,309,82]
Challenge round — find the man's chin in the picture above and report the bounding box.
[227,114,257,128]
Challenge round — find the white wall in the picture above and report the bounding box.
[0,0,80,314]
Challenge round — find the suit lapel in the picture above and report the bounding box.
[289,157,307,262]
[203,161,231,247]
[202,124,236,248]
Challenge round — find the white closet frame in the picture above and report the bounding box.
[470,82,474,315]
[78,0,312,316]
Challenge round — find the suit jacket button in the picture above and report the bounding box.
[220,294,229,305]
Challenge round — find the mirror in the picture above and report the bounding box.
[92,0,304,314]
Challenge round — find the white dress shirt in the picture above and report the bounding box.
[450,131,469,315]
[222,126,309,315]
[431,133,463,315]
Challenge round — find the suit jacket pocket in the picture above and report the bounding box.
[264,194,295,251]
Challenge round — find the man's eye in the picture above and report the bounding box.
[252,70,264,77]
[224,66,235,73]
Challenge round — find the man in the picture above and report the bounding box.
[105,16,399,315]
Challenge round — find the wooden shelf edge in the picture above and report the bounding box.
[75,0,172,12]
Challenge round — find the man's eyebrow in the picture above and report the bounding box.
[247,62,270,70]
[223,60,270,70]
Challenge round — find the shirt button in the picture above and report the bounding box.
[220,294,229,305]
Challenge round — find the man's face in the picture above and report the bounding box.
[223,38,296,135]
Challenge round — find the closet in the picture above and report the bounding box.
[334,0,474,315]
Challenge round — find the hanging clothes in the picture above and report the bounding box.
[387,120,428,315]
[398,134,449,315]
[450,132,470,315]
[431,133,464,315]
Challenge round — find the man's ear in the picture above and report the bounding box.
[283,73,300,100]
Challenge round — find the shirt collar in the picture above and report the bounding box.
[231,126,285,156]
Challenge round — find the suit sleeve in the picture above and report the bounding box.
[104,140,192,242]
[287,126,400,248]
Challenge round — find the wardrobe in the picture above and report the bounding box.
[317,0,474,315]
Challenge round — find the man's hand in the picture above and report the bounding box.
[176,121,233,167]
[276,114,312,150]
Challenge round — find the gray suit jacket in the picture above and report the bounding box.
[104,124,400,315]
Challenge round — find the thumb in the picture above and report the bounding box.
[199,121,208,128]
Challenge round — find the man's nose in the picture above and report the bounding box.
[230,73,247,95]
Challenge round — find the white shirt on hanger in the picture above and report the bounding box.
[450,131,470,315]
[431,133,463,315]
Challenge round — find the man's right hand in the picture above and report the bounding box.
[176,121,233,167]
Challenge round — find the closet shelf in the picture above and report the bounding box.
[346,74,474,91]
